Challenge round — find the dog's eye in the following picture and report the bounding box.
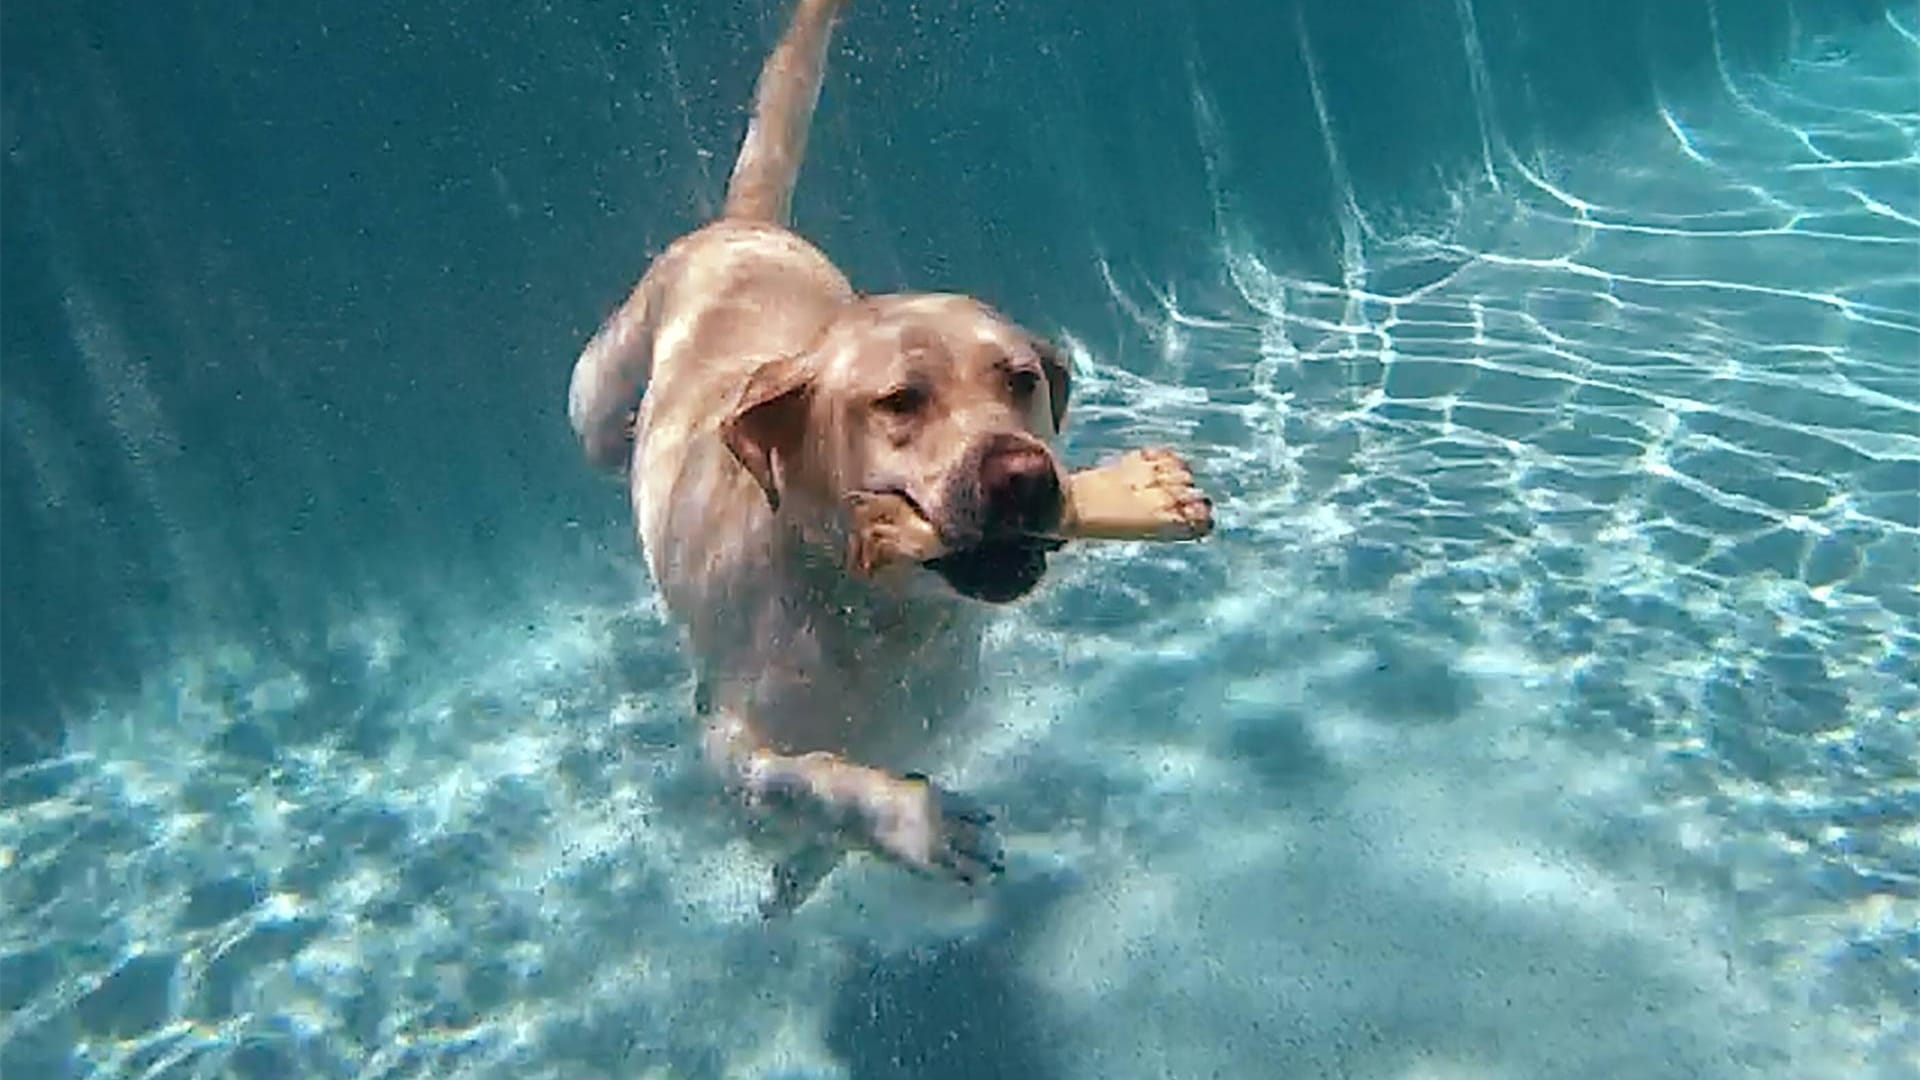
[875,384,927,416]
[1007,368,1041,399]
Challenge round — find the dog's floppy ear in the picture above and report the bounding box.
[1032,337,1072,434]
[722,355,814,510]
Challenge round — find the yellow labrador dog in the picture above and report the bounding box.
[568,0,1212,915]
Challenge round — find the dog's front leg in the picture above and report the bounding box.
[703,712,1004,891]
[744,751,1004,885]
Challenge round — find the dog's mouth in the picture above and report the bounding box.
[926,536,1064,603]
[851,485,1063,603]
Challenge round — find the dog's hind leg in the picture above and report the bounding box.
[569,273,660,470]
[761,841,845,918]
[721,0,850,226]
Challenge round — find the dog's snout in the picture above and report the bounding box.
[977,436,1062,535]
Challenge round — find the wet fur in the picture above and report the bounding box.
[567,0,1206,914]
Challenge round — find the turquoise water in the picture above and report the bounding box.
[2,3,1916,1078]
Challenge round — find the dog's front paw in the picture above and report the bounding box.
[1063,447,1215,542]
[865,772,1004,885]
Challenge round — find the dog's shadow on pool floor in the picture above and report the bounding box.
[801,660,1804,1080]
[821,871,1068,1080]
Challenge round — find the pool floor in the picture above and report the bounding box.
[3,14,1916,1080]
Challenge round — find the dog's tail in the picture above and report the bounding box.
[568,2,846,472]
[721,0,849,225]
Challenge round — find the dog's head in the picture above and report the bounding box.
[721,293,1072,603]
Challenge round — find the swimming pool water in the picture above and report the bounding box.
[2,7,1916,1080]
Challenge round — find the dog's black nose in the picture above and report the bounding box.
[977,435,1062,535]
